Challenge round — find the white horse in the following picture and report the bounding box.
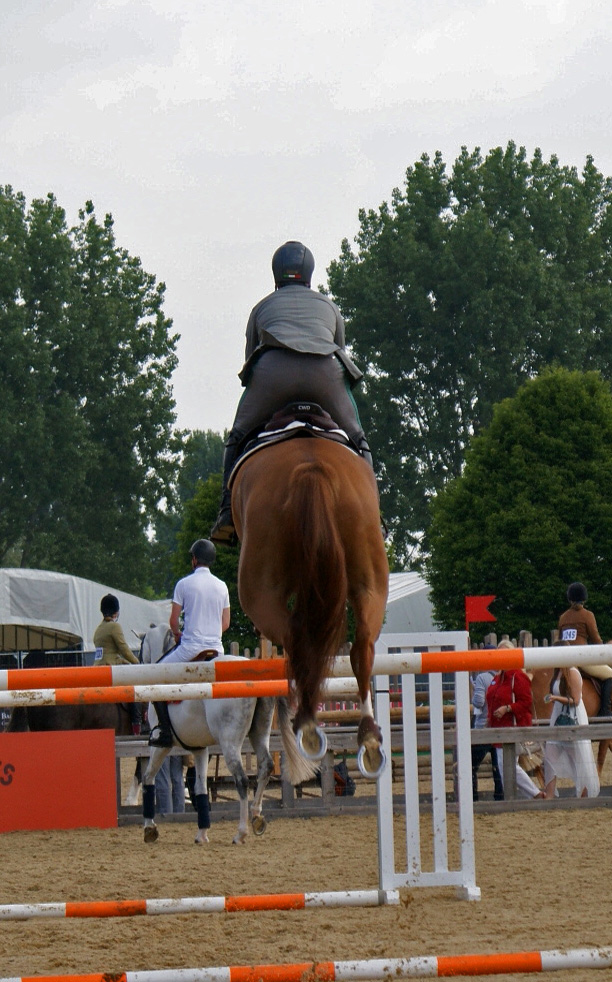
[139,624,317,845]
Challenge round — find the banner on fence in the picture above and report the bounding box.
[0,730,117,832]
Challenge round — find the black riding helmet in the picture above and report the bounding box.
[567,581,588,604]
[272,241,314,288]
[100,594,119,617]
[190,538,216,566]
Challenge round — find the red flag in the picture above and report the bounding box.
[464,595,496,631]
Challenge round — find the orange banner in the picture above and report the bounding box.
[0,730,117,833]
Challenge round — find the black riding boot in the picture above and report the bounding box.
[210,431,243,546]
[148,701,173,747]
[599,678,612,717]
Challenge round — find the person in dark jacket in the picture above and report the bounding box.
[210,241,372,544]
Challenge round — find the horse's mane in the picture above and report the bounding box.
[141,623,174,664]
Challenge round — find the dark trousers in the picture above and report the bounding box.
[472,741,504,801]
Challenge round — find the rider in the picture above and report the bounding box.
[210,240,372,545]
[148,538,230,747]
[557,581,612,717]
[93,594,142,734]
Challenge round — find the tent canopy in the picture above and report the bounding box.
[0,568,171,654]
[385,572,437,634]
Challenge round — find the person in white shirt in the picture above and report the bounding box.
[149,538,230,747]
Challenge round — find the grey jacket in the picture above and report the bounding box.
[238,284,363,387]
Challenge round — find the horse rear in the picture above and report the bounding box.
[232,438,389,776]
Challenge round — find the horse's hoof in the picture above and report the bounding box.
[252,814,266,836]
[194,831,209,845]
[143,824,159,844]
[296,724,327,761]
[357,743,387,780]
[232,832,247,845]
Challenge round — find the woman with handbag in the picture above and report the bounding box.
[543,665,600,799]
[486,640,545,799]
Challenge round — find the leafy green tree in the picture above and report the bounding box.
[173,474,258,651]
[425,368,612,641]
[327,144,612,565]
[151,429,226,596]
[0,188,179,593]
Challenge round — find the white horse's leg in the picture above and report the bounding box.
[124,756,143,806]
[193,748,211,845]
[219,742,250,844]
[142,745,171,843]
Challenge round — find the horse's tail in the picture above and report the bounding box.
[276,696,319,786]
[6,707,29,732]
[284,458,348,719]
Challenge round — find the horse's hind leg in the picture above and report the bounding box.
[219,741,250,844]
[350,590,387,779]
[142,747,171,843]
[248,699,275,836]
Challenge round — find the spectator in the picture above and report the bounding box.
[543,665,600,799]
[558,581,612,716]
[471,650,504,801]
[155,754,188,814]
[486,640,544,799]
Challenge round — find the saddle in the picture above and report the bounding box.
[579,668,602,697]
[228,402,359,487]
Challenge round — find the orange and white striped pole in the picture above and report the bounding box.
[0,888,398,920]
[2,946,612,982]
[2,644,612,695]
[0,677,360,709]
[0,680,289,708]
[0,658,290,691]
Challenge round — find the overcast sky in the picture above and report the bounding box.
[4,0,612,435]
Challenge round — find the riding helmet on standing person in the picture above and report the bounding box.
[557,581,612,716]
[210,240,373,545]
[93,594,142,734]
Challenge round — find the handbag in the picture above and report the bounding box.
[554,680,577,726]
[556,702,577,726]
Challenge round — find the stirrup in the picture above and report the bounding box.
[148,725,173,748]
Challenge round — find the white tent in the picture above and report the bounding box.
[0,567,435,657]
[385,572,438,634]
[0,568,171,655]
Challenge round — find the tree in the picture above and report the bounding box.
[151,429,226,596]
[0,188,180,593]
[326,144,612,565]
[425,368,612,641]
[173,474,258,651]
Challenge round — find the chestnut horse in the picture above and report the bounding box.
[530,668,611,773]
[231,437,389,778]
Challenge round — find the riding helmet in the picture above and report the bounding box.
[100,594,120,616]
[567,581,588,604]
[272,241,314,288]
[190,538,216,566]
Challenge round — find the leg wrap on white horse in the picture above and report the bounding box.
[195,792,211,829]
[143,784,156,820]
